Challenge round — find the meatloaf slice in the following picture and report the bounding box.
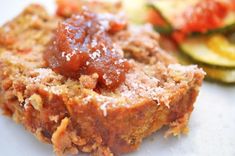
[0,4,205,156]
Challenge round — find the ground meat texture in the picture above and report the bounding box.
[0,4,205,156]
[44,10,130,90]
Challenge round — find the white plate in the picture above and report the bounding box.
[0,1,235,156]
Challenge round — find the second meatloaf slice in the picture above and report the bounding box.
[0,4,205,156]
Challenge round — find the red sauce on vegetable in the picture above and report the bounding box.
[173,0,229,42]
[147,8,168,27]
[45,10,130,90]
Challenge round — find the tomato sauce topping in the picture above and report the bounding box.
[173,0,229,42]
[45,10,130,90]
[56,0,80,17]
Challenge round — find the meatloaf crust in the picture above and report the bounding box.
[0,4,205,156]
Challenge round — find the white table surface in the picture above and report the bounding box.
[0,1,235,156]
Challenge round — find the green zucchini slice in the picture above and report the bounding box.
[203,66,235,83]
[176,50,235,83]
[179,35,235,68]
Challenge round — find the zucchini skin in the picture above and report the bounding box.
[191,23,235,37]
[153,26,173,34]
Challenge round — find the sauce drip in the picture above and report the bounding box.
[45,10,130,90]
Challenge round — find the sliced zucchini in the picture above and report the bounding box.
[179,35,235,68]
[207,34,235,60]
[176,50,235,83]
[149,0,235,34]
[203,66,235,83]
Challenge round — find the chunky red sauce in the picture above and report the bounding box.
[45,10,130,90]
[173,0,229,42]
[231,0,235,10]
[56,0,80,17]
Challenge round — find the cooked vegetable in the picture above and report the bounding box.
[179,35,235,68]
[148,0,235,35]
[203,66,235,83]
[207,34,235,60]
[146,5,172,34]
[148,0,235,83]
[176,50,235,83]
